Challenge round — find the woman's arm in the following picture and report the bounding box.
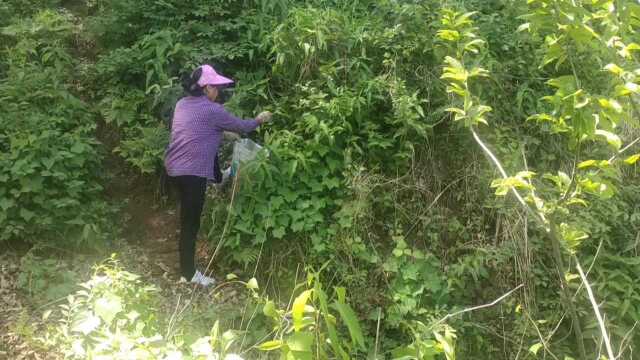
[213,104,261,133]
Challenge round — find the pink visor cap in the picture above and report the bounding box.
[197,64,234,87]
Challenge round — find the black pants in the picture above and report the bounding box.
[172,175,207,279]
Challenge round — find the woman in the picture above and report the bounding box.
[165,64,271,286]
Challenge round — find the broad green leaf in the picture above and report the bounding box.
[210,320,219,342]
[246,278,259,290]
[565,273,579,282]
[559,223,589,253]
[42,157,55,169]
[286,332,314,352]
[529,343,543,355]
[624,154,640,165]
[434,330,456,360]
[437,30,460,42]
[392,340,440,359]
[579,178,616,199]
[595,129,622,150]
[272,227,286,239]
[20,208,35,221]
[331,302,365,349]
[70,143,84,154]
[566,198,588,207]
[464,39,485,53]
[292,290,313,331]
[598,98,623,113]
[490,177,532,196]
[0,198,14,211]
[620,43,640,58]
[604,63,624,76]
[621,82,639,95]
[72,312,101,335]
[226,273,238,280]
[94,295,123,324]
[578,160,597,169]
[446,107,466,123]
[315,284,348,359]
[515,171,535,179]
[547,75,576,92]
[469,67,489,78]
[263,300,279,319]
[257,340,283,351]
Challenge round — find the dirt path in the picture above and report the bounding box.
[123,191,181,276]
[114,172,218,280]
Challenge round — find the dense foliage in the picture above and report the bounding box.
[0,7,113,245]
[1,0,639,359]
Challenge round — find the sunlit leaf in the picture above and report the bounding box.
[604,63,624,76]
[94,295,122,324]
[263,300,278,319]
[257,340,283,351]
[72,312,100,335]
[292,290,313,331]
[246,278,259,290]
[287,332,314,353]
[529,343,543,355]
[595,129,622,150]
[578,160,597,169]
[624,154,640,165]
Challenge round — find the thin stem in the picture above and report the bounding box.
[471,126,588,360]
[470,127,548,227]
[576,259,615,360]
[608,136,640,163]
[431,284,524,328]
[526,311,561,360]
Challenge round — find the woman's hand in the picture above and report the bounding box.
[256,111,272,124]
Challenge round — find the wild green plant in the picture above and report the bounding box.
[438,3,639,358]
[39,256,251,359]
[257,271,367,358]
[19,0,637,358]
[0,10,113,246]
[256,270,455,359]
[382,234,448,327]
[17,252,80,304]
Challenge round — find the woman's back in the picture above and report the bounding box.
[165,96,223,180]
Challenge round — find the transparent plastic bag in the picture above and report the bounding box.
[230,138,265,176]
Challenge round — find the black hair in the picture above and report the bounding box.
[181,67,205,96]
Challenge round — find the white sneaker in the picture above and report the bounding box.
[190,270,216,286]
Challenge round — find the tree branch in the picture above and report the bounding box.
[470,127,548,227]
[608,136,640,163]
[470,126,588,360]
[576,259,615,360]
[432,284,523,328]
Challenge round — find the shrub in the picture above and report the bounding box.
[0,10,113,246]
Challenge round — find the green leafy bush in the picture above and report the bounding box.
[39,257,450,359]
[41,258,179,359]
[0,10,113,245]
[17,252,80,304]
[8,0,635,358]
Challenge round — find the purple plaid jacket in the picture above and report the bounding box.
[164,96,259,180]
